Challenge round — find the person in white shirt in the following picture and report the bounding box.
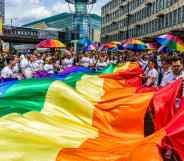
[1,57,17,79]
[35,59,44,71]
[145,60,159,87]
[44,57,54,74]
[160,58,175,87]
[96,55,108,70]
[80,54,93,67]
[30,55,42,72]
[20,55,32,79]
[62,54,74,69]
[139,55,149,71]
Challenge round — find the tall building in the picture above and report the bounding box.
[101,0,184,42]
[24,1,101,42]
[0,0,5,22]
[24,13,101,42]
[65,0,97,39]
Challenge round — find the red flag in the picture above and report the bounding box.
[153,80,182,130]
[164,98,184,161]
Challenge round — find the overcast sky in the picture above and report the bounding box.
[5,0,109,26]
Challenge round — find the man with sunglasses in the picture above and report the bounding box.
[171,56,184,80]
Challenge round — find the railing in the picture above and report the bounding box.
[3,26,39,39]
[1,26,59,40]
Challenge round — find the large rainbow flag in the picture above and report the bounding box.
[0,62,184,161]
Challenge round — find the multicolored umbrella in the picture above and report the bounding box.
[103,43,117,49]
[156,34,184,52]
[158,46,175,53]
[84,44,96,52]
[146,43,158,50]
[36,39,66,48]
[110,41,121,45]
[123,38,147,51]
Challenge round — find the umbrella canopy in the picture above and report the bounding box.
[158,46,175,53]
[102,43,117,49]
[123,38,147,51]
[156,34,184,52]
[111,41,121,45]
[146,43,158,50]
[84,44,96,52]
[79,38,92,47]
[36,39,66,48]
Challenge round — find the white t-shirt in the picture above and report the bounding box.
[12,63,20,73]
[20,58,30,70]
[96,61,108,70]
[80,57,93,67]
[160,69,175,87]
[146,68,159,86]
[1,66,14,79]
[31,61,41,72]
[109,60,117,64]
[35,59,44,71]
[44,64,54,74]
[20,59,32,79]
[62,58,74,69]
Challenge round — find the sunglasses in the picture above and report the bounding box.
[172,65,181,68]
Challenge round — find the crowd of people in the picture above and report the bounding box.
[0,49,184,88]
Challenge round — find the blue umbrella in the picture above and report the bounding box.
[79,38,92,47]
[124,44,147,51]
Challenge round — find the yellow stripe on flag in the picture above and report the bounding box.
[0,81,98,161]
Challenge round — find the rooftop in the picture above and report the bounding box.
[23,12,101,27]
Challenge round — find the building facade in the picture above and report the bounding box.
[101,0,184,42]
[24,12,101,43]
[0,0,4,22]
[65,0,97,39]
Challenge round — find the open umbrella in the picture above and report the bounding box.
[102,43,117,49]
[158,46,175,53]
[111,41,121,45]
[84,44,96,52]
[156,34,184,52]
[123,38,147,51]
[79,38,92,47]
[146,43,158,50]
[36,39,66,48]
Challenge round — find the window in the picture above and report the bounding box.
[182,6,184,22]
[168,12,172,27]
[178,7,182,24]
[173,10,177,25]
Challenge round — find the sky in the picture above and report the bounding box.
[5,0,109,26]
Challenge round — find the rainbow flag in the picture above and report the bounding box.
[0,62,184,161]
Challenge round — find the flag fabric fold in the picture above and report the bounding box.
[0,62,184,161]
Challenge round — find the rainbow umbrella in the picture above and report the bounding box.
[84,44,96,52]
[102,43,117,49]
[158,46,175,53]
[156,34,184,52]
[111,41,121,45]
[36,39,66,48]
[123,38,147,51]
[146,43,158,50]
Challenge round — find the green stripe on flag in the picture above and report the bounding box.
[0,79,54,116]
